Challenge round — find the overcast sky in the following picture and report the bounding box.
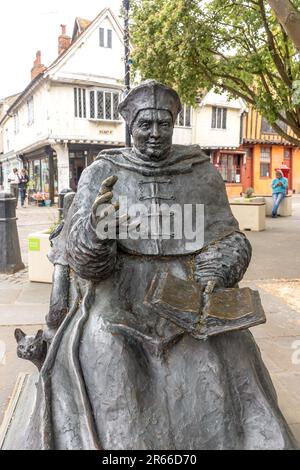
[0,0,122,99]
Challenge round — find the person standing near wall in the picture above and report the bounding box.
[18,169,29,208]
[271,170,288,218]
[7,168,20,207]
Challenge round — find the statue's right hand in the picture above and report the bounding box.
[91,175,119,228]
[91,175,130,240]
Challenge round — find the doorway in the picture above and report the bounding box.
[70,156,86,191]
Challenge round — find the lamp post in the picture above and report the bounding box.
[123,0,131,147]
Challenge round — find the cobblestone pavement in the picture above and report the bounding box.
[0,200,300,444]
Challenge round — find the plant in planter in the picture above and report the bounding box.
[244,187,254,200]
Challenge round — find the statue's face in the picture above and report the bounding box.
[131,109,174,160]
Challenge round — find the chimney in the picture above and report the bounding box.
[58,24,71,55]
[31,50,46,81]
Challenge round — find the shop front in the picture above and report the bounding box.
[23,147,57,205]
[0,152,22,192]
[212,150,248,198]
[68,143,122,191]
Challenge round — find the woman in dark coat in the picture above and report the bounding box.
[18,168,29,207]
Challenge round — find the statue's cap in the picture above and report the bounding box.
[118,80,182,129]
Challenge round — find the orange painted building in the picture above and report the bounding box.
[241,108,300,196]
[212,107,300,198]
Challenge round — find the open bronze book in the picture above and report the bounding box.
[144,272,266,338]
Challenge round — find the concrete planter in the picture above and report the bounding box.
[255,194,292,217]
[28,230,53,283]
[230,200,266,231]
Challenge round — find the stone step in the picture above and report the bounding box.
[0,372,38,450]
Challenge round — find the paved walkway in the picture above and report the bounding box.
[0,205,57,423]
[0,200,300,444]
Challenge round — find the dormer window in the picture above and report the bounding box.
[211,107,227,129]
[99,28,112,48]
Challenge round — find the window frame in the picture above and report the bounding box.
[175,105,192,128]
[14,112,19,134]
[74,87,87,119]
[99,27,113,48]
[260,145,272,178]
[211,106,227,130]
[27,96,34,126]
[87,88,122,122]
[261,115,288,134]
[218,153,242,183]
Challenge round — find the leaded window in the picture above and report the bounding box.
[76,88,121,121]
[82,89,86,118]
[97,91,104,119]
[90,91,95,119]
[105,92,112,120]
[113,93,120,120]
[89,89,121,121]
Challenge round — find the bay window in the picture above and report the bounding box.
[74,88,121,121]
[88,90,121,121]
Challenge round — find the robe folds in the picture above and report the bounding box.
[25,145,298,450]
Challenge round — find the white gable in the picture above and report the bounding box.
[201,88,246,111]
[46,10,124,88]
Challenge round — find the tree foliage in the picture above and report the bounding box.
[130,0,300,145]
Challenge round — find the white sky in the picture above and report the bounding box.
[0,0,122,99]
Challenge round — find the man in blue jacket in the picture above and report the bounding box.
[271,170,288,217]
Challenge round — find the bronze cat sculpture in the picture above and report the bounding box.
[14,329,47,371]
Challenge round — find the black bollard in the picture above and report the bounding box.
[58,188,72,220]
[0,192,25,274]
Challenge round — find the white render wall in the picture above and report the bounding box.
[2,82,49,155]
[1,85,243,157]
[193,104,243,148]
[173,126,193,145]
[48,83,125,144]
[50,16,124,87]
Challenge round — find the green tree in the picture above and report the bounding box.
[130,0,300,145]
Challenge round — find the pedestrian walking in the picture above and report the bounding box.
[18,168,29,208]
[7,168,20,207]
[271,169,288,218]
